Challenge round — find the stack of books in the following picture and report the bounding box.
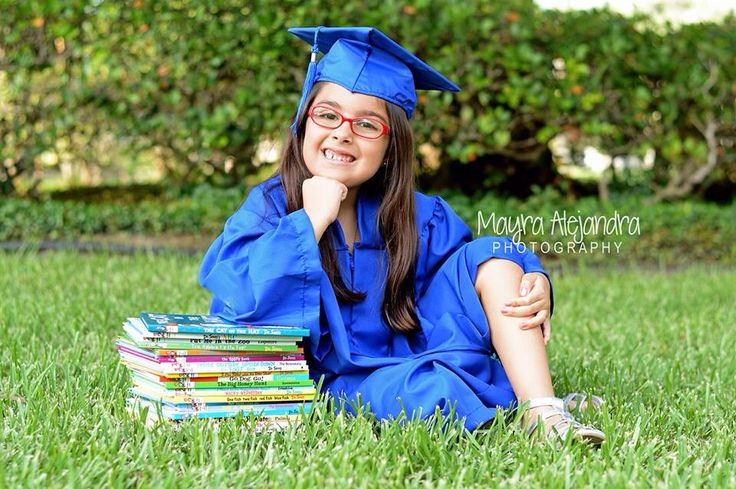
[117,312,315,429]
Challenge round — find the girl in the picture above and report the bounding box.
[199,26,604,445]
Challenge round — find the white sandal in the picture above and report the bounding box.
[563,392,604,413]
[523,396,605,446]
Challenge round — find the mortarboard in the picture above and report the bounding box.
[288,26,460,134]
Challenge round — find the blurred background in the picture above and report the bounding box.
[1,0,734,266]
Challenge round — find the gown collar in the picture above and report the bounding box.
[329,186,383,251]
[355,187,383,249]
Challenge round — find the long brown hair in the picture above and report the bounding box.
[274,82,420,334]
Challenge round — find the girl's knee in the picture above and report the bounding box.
[475,258,524,296]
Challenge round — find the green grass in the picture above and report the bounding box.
[1,251,735,488]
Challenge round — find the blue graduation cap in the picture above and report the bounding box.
[288,26,460,134]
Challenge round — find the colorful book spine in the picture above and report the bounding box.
[125,364,309,380]
[126,397,311,420]
[132,380,316,397]
[126,319,301,343]
[132,373,314,390]
[144,324,308,336]
[130,339,301,352]
[117,344,304,363]
[150,347,303,357]
[130,387,315,404]
[121,356,308,374]
[122,323,299,343]
[139,313,309,337]
[117,339,303,358]
[163,354,304,363]
[161,379,315,389]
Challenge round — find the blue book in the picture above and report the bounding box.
[140,312,309,337]
[126,397,312,420]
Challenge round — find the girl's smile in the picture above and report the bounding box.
[321,147,357,165]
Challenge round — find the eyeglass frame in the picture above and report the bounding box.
[307,104,390,140]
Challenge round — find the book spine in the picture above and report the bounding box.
[121,349,305,363]
[131,375,313,394]
[170,372,310,382]
[126,396,311,413]
[163,354,305,363]
[144,336,297,344]
[153,348,303,357]
[169,413,303,422]
[162,379,314,389]
[136,385,317,396]
[140,341,300,352]
[130,388,314,404]
[145,323,308,336]
[128,401,305,423]
[164,393,316,404]
[122,363,309,379]
[157,361,308,374]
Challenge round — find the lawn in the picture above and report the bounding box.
[1,251,734,488]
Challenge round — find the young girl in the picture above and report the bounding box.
[199,26,604,445]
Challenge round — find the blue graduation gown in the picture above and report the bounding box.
[199,175,553,432]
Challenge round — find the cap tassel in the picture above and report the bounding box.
[290,27,322,135]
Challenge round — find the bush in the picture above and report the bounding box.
[2,185,734,266]
[2,1,734,198]
[442,187,736,265]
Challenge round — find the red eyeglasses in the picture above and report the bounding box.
[308,104,390,140]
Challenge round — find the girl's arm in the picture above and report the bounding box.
[198,185,323,329]
[417,195,554,315]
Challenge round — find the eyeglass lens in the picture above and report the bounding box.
[311,107,384,138]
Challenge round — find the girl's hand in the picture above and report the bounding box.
[302,176,348,240]
[501,272,552,345]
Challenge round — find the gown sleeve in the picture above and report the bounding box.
[416,196,555,315]
[198,184,323,330]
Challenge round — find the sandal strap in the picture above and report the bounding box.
[563,392,604,411]
[562,393,583,407]
[525,396,565,411]
[524,398,589,438]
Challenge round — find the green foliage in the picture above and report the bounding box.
[2,253,735,486]
[0,184,245,241]
[1,1,734,197]
[2,185,735,266]
[442,187,736,265]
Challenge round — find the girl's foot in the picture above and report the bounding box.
[523,397,605,447]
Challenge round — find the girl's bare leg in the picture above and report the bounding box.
[474,258,557,425]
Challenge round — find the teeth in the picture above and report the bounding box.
[324,149,355,162]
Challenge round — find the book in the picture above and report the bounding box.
[126,397,311,421]
[149,347,304,357]
[132,377,316,397]
[122,335,301,353]
[125,318,303,344]
[116,340,304,363]
[132,398,313,414]
[120,353,308,375]
[138,313,309,337]
[119,311,315,428]
[122,362,308,379]
[129,407,301,429]
[130,385,316,404]
[117,337,303,357]
[131,370,313,389]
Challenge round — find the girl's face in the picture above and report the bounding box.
[302,82,390,190]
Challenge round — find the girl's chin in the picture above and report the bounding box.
[313,162,351,175]
[310,169,351,184]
